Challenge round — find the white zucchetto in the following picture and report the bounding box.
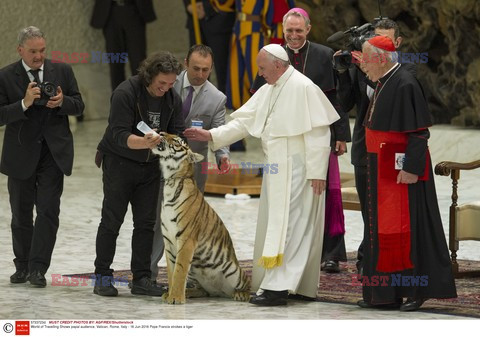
[262,44,289,62]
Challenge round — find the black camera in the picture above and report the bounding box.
[34,82,57,105]
[328,21,380,71]
[328,0,386,71]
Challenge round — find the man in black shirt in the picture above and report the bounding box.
[93,51,185,297]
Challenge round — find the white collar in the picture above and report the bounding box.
[273,66,294,87]
[22,59,44,73]
[287,40,307,54]
[381,62,400,78]
[183,72,205,93]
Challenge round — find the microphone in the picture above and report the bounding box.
[327,22,374,44]
[327,30,346,43]
[356,22,373,33]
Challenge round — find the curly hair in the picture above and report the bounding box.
[138,51,183,86]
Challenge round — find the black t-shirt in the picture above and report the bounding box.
[146,94,166,130]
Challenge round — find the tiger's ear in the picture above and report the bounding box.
[187,151,204,163]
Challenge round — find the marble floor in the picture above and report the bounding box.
[0,119,479,327]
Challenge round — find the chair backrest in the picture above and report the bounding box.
[455,201,480,241]
[435,159,480,277]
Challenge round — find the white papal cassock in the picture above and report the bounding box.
[210,66,339,298]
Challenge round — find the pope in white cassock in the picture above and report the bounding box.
[184,44,339,306]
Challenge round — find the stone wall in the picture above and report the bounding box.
[0,0,189,120]
[297,0,480,126]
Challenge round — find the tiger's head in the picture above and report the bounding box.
[153,132,204,180]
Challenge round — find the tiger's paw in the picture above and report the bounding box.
[233,290,251,302]
[164,293,186,305]
[186,287,209,298]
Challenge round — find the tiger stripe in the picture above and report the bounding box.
[154,133,251,303]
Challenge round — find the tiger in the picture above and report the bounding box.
[152,132,251,304]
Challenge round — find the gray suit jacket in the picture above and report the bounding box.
[174,71,229,192]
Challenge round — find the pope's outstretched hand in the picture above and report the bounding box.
[184,128,212,142]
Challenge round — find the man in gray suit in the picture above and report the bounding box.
[150,44,230,282]
[176,44,230,192]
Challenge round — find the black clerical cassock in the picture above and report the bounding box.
[361,64,457,304]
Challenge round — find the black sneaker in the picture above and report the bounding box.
[28,270,46,287]
[93,276,118,297]
[10,270,29,284]
[131,277,166,296]
[128,279,156,289]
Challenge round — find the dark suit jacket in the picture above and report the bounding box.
[90,0,156,28]
[182,0,234,35]
[337,67,370,167]
[0,59,85,179]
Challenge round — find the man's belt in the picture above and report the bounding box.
[237,13,261,22]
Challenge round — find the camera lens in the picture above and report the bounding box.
[43,82,56,97]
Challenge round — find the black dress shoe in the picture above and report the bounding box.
[356,261,363,274]
[249,290,288,306]
[322,261,340,273]
[10,270,29,284]
[28,271,46,287]
[357,299,402,309]
[400,298,425,312]
[131,277,166,296]
[288,293,316,301]
[93,277,118,297]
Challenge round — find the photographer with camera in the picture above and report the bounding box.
[0,26,84,287]
[251,8,351,277]
[334,18,417,275]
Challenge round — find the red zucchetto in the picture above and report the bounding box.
[367,35,396,51]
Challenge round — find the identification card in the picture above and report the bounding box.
[191,119,204,129]
[395,153,405,170]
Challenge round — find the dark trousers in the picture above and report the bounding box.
[322,233,347,263]
[188,22,233,94]
[354,165,368,269]
[150,181,164,281]
[94,154,160,280]
[203,31,232,94]
[322,188,347,263]
[8,141,64,274]
[103,4,147,90]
